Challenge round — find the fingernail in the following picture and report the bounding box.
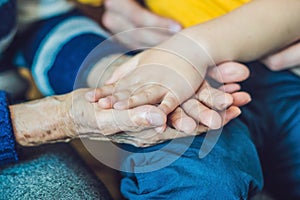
[146,113,164,126]
[98,98,110,108]
[245,96,252,104]
[169,23,181,33]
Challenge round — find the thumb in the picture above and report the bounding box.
[96,105,167,135]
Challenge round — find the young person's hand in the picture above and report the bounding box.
[262,40,300,71]
[102,0,181,48]
[85,46,204,118]
[85,52,251,134]
[169,62,251,134]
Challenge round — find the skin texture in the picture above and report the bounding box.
[9,54,249,148]
[102,0,181,49]
[262,41,300,71]
[86,54,250,134]
[100,0,300,132]
[9,87,238,148]
[10,89,167,147]
[90,0,300,128]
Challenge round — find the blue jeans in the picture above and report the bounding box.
[120,119,262,199]
[120,63,300,199]
[241,62,300,199]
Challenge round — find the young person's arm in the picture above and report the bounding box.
[88,0,300,118]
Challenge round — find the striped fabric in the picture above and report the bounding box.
[17,10,114,95]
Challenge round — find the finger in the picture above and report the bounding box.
[218,83,241,93]
[207,62,250,83]
[105,0,140,15]
[85,86,115,102]
[102,12,151,48]
[105,57,138,84]
[262,42,300,71]
[197,81,233,111]
[158,93,179,115]
[102,11,134,33]
[195,125,209,134]
[219,106,241,126]
[132,10,181,32]
[96,105,166,135]
[98,89,132,109]
[106,0,181,31]
[182,99,222,130]
[231,92,252,107]
[169,107,197,134]
[98,95,117,109]
[113,86,166,110]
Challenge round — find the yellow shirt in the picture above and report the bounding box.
[77,0,250,27]
[77,0,300,74]
[77,0,103,7]
[145,0,250,27]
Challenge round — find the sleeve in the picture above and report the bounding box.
[0,91,18,165]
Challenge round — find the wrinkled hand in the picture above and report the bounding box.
[102,0,181,48]
[70,89,167,137]
[85,52,251,135]
[11,88,167,146]
[262,40,300,71]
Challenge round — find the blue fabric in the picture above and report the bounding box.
[241,62,300,199]
[48,34,124,94]
[0,91,18,165]
[17,9,127,95]
[19,10,84,67]
[0,0,16,39]
[120,119,263,199]
[120,63,300,199]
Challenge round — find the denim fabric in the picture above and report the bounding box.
[120,63,300,199]
[242,63,300,200]
[120,119,263,199]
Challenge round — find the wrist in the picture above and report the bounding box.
[10,94,75,146]
[159,29,213,77]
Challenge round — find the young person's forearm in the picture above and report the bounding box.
[161,0,300,72]
[190,0,300,63]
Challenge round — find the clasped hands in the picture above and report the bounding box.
[83,50,251,147]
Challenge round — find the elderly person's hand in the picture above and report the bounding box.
[85,54,251,143]
[102,0,181,48]
[10,89,166,146]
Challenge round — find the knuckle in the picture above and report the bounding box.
[143,89,154,99]
[128,96,137,105]
[183,99,200,114]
